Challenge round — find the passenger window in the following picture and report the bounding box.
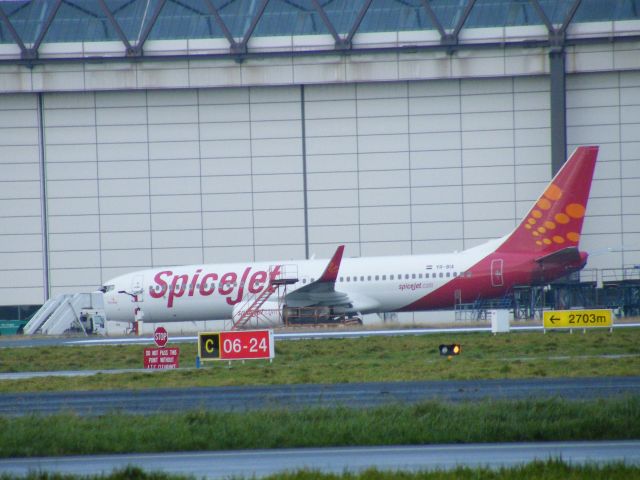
[405,274,409,279]
[439,273,443,278]
[360,276,364,281]
[412,274,416,279]
[390,275,394,280]
[375,275,379,281]
[446,272,450,277]
[382,275,387,280]
[354,277,357,282]
[367,276,371,281]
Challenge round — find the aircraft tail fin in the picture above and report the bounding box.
[497,145,599,255]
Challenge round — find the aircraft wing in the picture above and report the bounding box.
[284,245,352,308]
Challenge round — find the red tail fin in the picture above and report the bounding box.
[498,146,598,255]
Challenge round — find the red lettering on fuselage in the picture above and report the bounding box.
[168,274,189,308]
[149,271,171,299]
[199,273,218,296]
[149,267,272,308]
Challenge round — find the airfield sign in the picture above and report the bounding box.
[144,327,179,369]
[543,309,612,330]
[198,330,275,362]
[154,326,168,347]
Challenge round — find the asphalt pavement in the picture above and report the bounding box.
[1,441,638,478]
[0,376,638,416]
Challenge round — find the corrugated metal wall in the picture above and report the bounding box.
[1,71,639,305]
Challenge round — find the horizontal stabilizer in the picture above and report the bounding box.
[534,246,581,266]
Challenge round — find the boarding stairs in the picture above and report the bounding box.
[23,292,105,335]
[231,284,278,330]
[230,264,299,330]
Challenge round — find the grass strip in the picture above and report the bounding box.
[2,460,640,480]
[1,329,639,393]
[0,397,638,458]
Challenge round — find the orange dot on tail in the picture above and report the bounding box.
[533,231,539,237]
[532,210,542,219]
[537,227,546,234]
[543,238,552,245]
[567,232,580,242]
[528,218,537,225]
[544,221,556,230]
[525,224,532,230]
[544,184,563,201]
[555,213,570,224]
[566,203,586,219]
[537,198,551,210]
[536,241,542,246]
[553,235,565,244]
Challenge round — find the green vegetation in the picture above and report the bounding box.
[0,329,638,393]
[3,461,640,480]
[1,397,638,457]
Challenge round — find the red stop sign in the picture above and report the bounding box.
[154,327,168,347]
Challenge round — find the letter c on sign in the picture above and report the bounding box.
[205,338,214,353]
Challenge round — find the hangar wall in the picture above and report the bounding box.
[1,68,639,306]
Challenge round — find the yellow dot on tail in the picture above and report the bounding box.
[553,235,565,244]
[555,213,570,224]
[528,218,537,225]
[544,221,556,230]
[533,231,539,237]
[525,224,532,230]
[537,198,551,210]
[566,203,586,219]
[532,210,542,219]
[536,241,542,246]
[545,184,563,201]
[543,238,552,245]
[567,232,580,242]
[537,227,546,234]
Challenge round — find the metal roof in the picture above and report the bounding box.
[0,0,638,60]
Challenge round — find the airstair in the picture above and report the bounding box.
[23,292,106,335]
[230,264,298,330]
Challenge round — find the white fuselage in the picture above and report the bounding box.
[102,240,500,324]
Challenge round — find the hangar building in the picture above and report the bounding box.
[0,0,639,321]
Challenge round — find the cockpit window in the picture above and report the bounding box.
[100,285,115,293]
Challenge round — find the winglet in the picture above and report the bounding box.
[317,245,344,283]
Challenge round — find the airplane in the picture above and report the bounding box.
[101,145,599,328]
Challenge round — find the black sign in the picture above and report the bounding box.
[198,332,220,360]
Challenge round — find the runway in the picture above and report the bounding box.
[1,441,638,478]
[1,376,638,416]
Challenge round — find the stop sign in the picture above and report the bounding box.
[154,326,168,347]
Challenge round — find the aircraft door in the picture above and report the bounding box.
[131,274,144,301]
[491,259,504,287]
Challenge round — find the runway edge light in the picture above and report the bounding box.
[439,344,461,356]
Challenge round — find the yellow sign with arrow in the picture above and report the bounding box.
[543,309,612,329]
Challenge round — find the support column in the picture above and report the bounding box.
[37,93,50,301]
[301,85,310,260]
[549,48,567,175]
